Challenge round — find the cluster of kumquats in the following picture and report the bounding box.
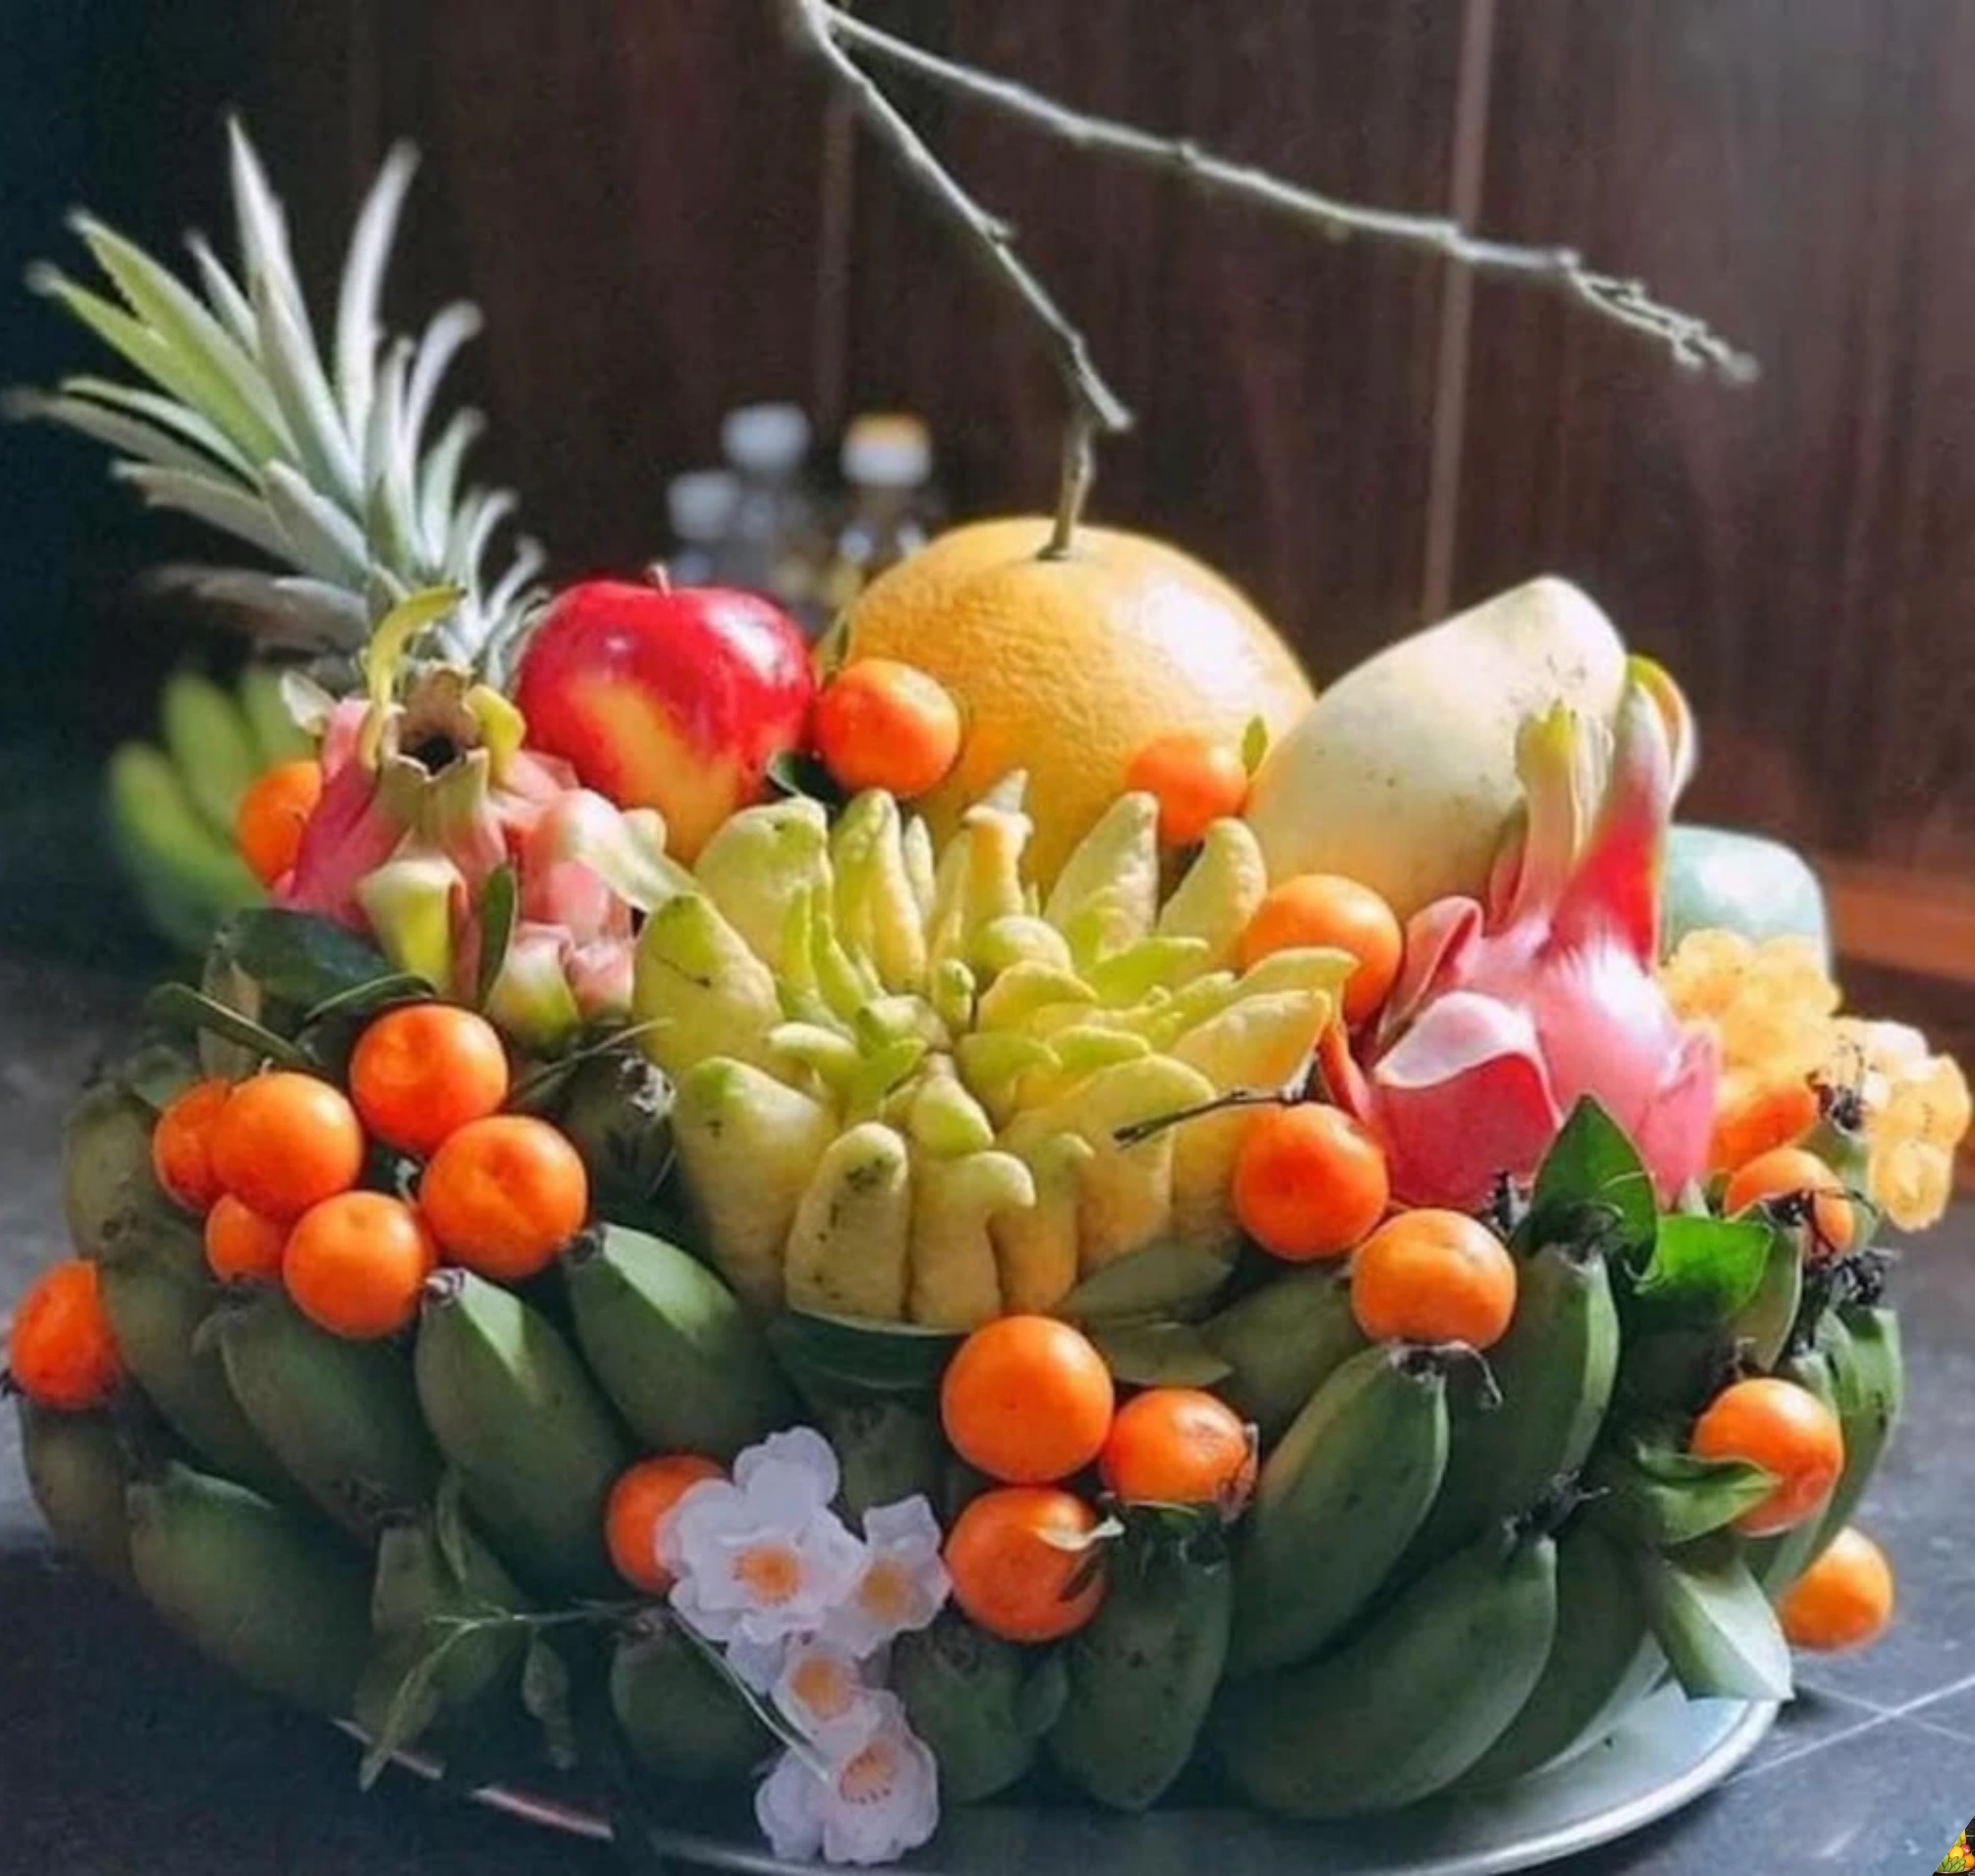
[9,1002,593,1422]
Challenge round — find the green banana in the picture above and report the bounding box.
[106,742,260,954]
[414,1271,631,1598]
[160,669,262,837]
[354,1501,531,1759]
[1810,1303,1903,1560]
[96,1223,290,1502]
[893,1615,1051,1803]
[1049,1528,1233,1812]
[1750,1339,1839,1597]
[210,1293,441,1538]
[564,1226,793,1464]
[1228,1344,1451,1676]
[236,664,313,766]
[609,1616,770,1785]
[1727,1222,1803,1370]
[1455,1522,1663,1792]
[1636,1534,1792,1701]
[1216,1527,1560,1819]
[827,1401,946,1522]
[1404,1245,1619,1568]
[63,1075,181,1260]
[126,1461,372,1717]
[18,1400,139,1589]
[1199,1267,1366,1444]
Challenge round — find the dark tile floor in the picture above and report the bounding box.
[1,956,1969,1874]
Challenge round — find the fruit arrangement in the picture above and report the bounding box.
[11,123,1972,1872]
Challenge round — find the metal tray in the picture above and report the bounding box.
[361,1684,1777,1874]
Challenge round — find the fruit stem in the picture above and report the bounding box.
[1041,410,1097,561]
[644,562,673,594]
[1112,1038,1328,1148]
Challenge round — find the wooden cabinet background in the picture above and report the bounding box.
[13,0,1975,1003]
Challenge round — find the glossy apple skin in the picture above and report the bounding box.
[514,580,815,861]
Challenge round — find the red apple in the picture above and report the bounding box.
[514,577,815,861]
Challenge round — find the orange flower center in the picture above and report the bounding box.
[736,1542,803,1603]
[788,1653,855,1720]
[839,1739,900,1807]
[859,1558,915,1625]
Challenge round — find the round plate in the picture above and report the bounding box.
[358,1685,1777,1874]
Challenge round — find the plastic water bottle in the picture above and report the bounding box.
[715,402,822,613]
[821,414,937,613]
[665,469,738,586]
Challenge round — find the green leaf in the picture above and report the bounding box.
[766,1310,964,1403]
[1637,1534,1793,1702]
[297,973,433,1032]
[357,1628,467,1788]
[1089,1320,1233,1388]
[1015,1652,1071,1739]
[1634,1214,1774,1320]
[766,747,848,811]
[1522,1097,1657,1255]
[474,865,518,1011]
[1727,1222,1803,1369]
[1057,1240,1234,1327]
[1591,1441,1778,1548]
[144,982,312,1069]
[1240,715,1270,776]
[214,907,399,1009]
[432,1472,476,1591]
[520,1635,579,1772]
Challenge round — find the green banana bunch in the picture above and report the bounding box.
[1229,1344,1451,1676]
[639,788,1355,1327]
[1455,1522,1663,1792]
[414,1271,630,1598]
[126,1461,372,1717]
[208,1292,441,1540]
[1403,1244,1619,1569]
[354,1500,531,1763]
[1636,1533,1792,1701]
[95,1214,290,1502]
[893,1614,1057,1803]
[1809,1303,1903,1561]
[1199,1266,1365,1444]
[107,666,309,953]
[564,1225,794,1464]
[63,1072,182,1261]
[1049,1525,1233,1812]
[1750,1338,1841,1597]
[1215,1526,1560,1820]
[609,1616,770,1785]
[17,1400,140,1590]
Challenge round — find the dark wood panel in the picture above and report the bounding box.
[1449,0,1975,869]
[833,0,1465,675]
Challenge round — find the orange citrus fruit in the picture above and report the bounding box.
[839,518,1311,883]
[1708,1073,1819,1177]
[282,1191,435,1339]
[203,1194,289,1285]
[150,1078,233,1214]
[940,1315,1115,1485]
[1233,1103,1390,1261]
[8,1260,123,1409]
[1722,1145,1856,1255]
[1779,1526,1895,1650]
[209,1072,364,1221]
[605,1454,725,1594]
[1239,874,1404,1027]
[1099,1388,1255,1509]
[944,1486,1107,1642]
[1691,1375,1845,1536]
[350,1003,511,1157]
[419,1114,590,1282]
[1125,731,1250,847]
[235,758,323,887]
[1350,1209,1518,1350]
[815,659,963,799]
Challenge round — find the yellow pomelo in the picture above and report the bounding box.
[839,517,1313,885]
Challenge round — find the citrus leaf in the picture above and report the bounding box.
[1090,1320,1233,1388]
[213,906,396,1009]
[1634,1214,1773,1320]
[1522,1096,1657,1256]
[144,981,311,1069]
[1590,1441,1777,1548]
[474,864,518,1010]
[1057,1240,1234,1327]
[357,1627,469,1788]
[520,1635,579,1771]
[298,973,433,1031]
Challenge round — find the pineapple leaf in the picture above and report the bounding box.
[185,233,259,352]
[4,389,218,480]
[62,374,255,478]
[418,410,484,561]
[404,303,483,457]
[262,460,370,585]
[334,142,419,439]
[112,461,293,563]
[252,271,363,507]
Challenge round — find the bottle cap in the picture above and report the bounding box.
[721,403,812,473]
[667,469,739,543]
[841,414,932,488]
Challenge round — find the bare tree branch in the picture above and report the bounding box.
[815,0,1759,385]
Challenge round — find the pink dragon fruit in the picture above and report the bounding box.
[280,595,687,1047]
[1334,668,1718,1209]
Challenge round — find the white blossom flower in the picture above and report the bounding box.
[663,1428,868,1649]
[823,1497,952,1658]
[754,1691,941,1867]
[771,1641,883,1762]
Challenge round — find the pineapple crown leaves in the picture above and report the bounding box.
[9,118,546,677]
